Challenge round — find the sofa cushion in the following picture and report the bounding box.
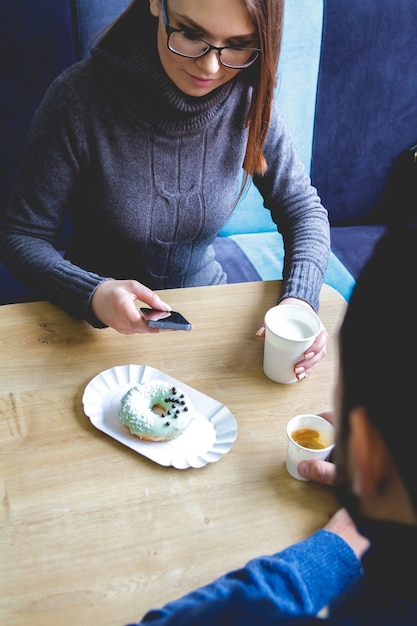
[330,225,388,279]
[223,231,355,301]
[0,261,40,305]
[212,238,262,284]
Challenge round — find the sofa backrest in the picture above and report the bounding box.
[224,0,417,233]
[0,0,76,213]
[73,0,131,59]
[220,0,323,236]
[311,0,417,226]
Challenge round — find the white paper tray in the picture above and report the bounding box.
[82,364,237,469]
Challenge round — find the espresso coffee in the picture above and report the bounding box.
[291,427,326,450]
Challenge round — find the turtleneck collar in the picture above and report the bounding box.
[90,0,249,132]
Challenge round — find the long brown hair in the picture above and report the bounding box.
[97,0,284,184]
[243,0,283,178]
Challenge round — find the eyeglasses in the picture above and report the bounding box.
[160,0,260,70]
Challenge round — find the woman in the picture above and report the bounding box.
[0,0,330,380]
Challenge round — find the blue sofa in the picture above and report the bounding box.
[1,0,416,305]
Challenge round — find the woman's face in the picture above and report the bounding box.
[149,0,257,97]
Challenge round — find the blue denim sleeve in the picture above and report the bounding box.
[126,529,363,626]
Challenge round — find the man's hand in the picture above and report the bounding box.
[297,411,335,484]
[324,508,370,559]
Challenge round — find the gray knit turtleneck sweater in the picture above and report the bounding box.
[0,2,330,327]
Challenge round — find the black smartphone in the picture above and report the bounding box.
[140,308,192,331]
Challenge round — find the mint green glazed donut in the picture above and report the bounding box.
[119,380,194,441]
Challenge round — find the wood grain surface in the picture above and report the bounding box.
[0,281,347,626]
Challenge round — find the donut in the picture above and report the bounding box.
[118,380,194,442]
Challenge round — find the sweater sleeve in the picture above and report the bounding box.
[253,103,331,313]
[127,529,362,626]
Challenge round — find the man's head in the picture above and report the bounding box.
[334,223,417,529]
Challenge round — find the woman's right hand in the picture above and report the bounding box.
[297,410,336,485]
[91,279,172,334]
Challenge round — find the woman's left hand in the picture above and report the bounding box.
[255,297,329,380]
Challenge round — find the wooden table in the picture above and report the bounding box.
[0,281,347,626]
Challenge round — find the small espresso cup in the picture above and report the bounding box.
[263,305,321,384]
[286,414,335,481]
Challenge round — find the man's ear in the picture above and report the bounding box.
[149,0,160,18]
[348,406,389,497]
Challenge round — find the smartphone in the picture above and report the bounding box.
[140,308,192,331]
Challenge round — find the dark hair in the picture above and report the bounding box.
[97,0,284,182]
[339,223,417,511]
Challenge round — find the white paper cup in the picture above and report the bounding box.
[263,305,321,384]
[286,414,335,481]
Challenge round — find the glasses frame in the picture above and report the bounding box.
[160,0,260,70]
